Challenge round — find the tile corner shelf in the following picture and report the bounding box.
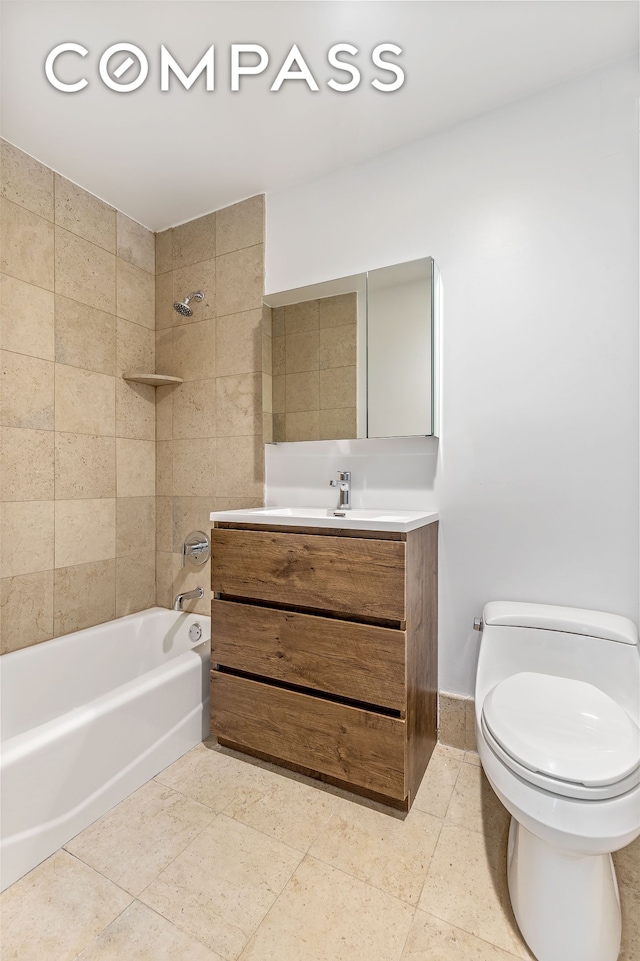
[122,372,183,387]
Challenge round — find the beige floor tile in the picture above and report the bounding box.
[412,745,463,819]
[614,835,640,891]
[77,900,223,961]
[620,882,639,961]
[139,814,302,961]
[445,763,510,842]
[65,779,215,896]
[309,801,441,905]
[401,910,523,960]
[0,849,131,961]
[437,742,466,762]
[224,766,341,854]
[419,823,532,959]
[465,751,482,766]
[239,855,414,961]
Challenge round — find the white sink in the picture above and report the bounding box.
[209,506,438,533]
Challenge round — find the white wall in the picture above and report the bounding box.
[264,57,639,697]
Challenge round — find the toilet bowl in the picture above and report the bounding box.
[474,601,640,961]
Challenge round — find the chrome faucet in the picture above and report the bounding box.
[329,470,351,511]
[173,587,204,611]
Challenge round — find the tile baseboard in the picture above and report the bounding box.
[438,692,477,752]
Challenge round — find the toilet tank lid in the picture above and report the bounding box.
[483,601,638,646]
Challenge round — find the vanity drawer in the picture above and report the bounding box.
[211,528,406,622]
[211,671,406,800]
[211,600,406,712]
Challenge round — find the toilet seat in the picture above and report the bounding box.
[482,672,640,801]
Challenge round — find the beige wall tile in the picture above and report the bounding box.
[171,496,214,553]
[156,551,175,608]
[272,307,285,337]
[55,226,115,312]
[117,317,154,375]
[55,433,116,499]
[155,229,173,275]
[155,272,174,329]
[272,374,285,413]
[0,570,54,653]
[156,385,173,441]
[1,500,54,577]
[1,275,55,360]
[1,140,54,220]
[156,440,173,495]
[466,700,478,752]
[262,334,272,376]
[173,211,216,270]
[172,438,216,497]
[117,495,156,557]
[168,554,211,615]
[215,244,263,317]
[173,260,216,323]
[54,174,116,251]
[172,380,216,439]
[1,427,54,500]
[174,319,217,381]
[215,435,263,498]
[155,327,173,374]
[319,365,357,409]
[116,552,156,617]
[286,370,319,412]
[273,412,285,442]
[55,364,115,435]
[439,693,469,751]
[216,309,261,376]
[116,379,155,440]
[216,372,262,436]
[216,195,264,256]
[272,335,285,377]
[55,498,116,568]
[156,496,173,553]
[1,351,54,429]
[262,304,272,337]
[116,438,155,496]
[214,496,263,511]
[55,294,116,375]
[262,373,272,414]
[54,559,116,636]
[285,300,319,335]
[1,198,54,289]
[319,324,357,369]
[263,411,273,443]
[117,212,155,273]
[319,407,357,440]
[286,410,319,441]
[116,259,155,329]
[319,292,358,329]
[286,329,319,374]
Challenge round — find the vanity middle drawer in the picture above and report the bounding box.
[211,528,406,622]
[211,600,406,712]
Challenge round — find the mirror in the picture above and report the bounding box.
[263,257,439,443]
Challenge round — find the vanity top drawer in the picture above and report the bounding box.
[211,528,406,623]
[212,600,406,712]
[211,671,407,800]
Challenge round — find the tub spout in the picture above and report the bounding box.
[173,587,204,611]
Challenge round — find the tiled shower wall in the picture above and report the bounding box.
[0,140,156,653]
[154,196,266,616]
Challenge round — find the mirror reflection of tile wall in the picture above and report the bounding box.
[268,293,357,442]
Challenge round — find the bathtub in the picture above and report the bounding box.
[0,607,210,891]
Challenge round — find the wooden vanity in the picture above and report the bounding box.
[209,513,438,810]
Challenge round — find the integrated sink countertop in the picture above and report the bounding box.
[209,507,438,533]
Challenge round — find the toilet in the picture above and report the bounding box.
[474,601,640,961]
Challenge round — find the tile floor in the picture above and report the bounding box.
[1,740,638,961]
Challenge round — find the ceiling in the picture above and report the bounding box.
[1,1,637,231]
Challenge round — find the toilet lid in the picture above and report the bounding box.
[482,672,640,787]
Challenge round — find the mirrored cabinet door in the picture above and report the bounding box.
[263,256,439,443]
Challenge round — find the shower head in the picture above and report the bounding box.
[173,291,205,317]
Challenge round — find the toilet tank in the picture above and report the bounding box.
[475,601,640,723]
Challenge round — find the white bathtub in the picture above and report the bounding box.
[0,607,210,891]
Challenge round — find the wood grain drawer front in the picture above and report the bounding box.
[211,671,406,800]
[211,529,406,622]
[212,601,406,712]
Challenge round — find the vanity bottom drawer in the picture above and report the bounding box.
[211,671,406,801]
